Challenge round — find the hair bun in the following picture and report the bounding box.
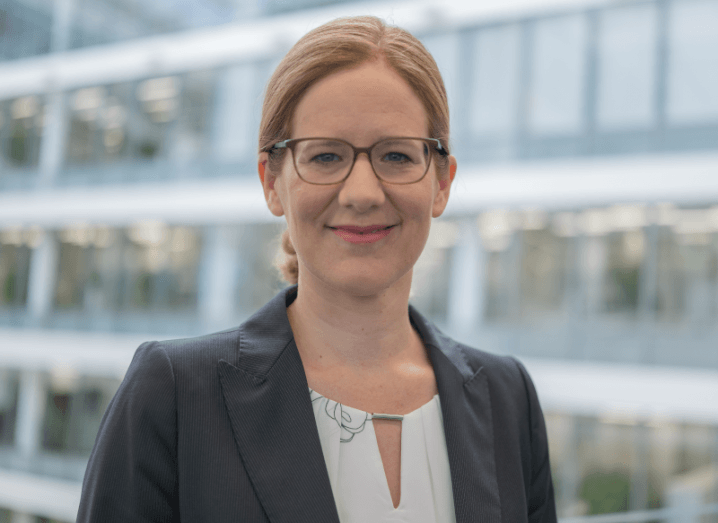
[274,228,299,285]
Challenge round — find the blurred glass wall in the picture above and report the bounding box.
[0,0,717,521]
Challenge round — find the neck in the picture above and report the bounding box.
[286,270,426,374]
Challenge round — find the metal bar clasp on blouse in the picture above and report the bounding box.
[371,413,404,421]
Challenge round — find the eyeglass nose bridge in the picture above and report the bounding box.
[343,145,381,182]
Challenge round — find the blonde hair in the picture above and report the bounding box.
[259,16,451,285]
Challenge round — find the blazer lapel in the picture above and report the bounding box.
[410,306,503,523]
[217,284,501,523]
[217,286,340,523]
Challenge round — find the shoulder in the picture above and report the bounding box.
[458,342,535,409]
[425,322,538,422]
[132,326,242,372]
[410,304,535,408]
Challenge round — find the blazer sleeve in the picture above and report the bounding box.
[513,357,558,523]
[77,341,180,523]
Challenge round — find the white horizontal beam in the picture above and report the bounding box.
[0,0,612,99]
[1,153,718,228]
[0,177,282,228]
[0,328,149,378]
[0,469,81,522]
[445,152,718,214]
[520,356,718,426]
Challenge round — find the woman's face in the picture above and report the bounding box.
[259,59,456,297]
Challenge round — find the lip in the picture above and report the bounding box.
[329,225,395,233]
[328,224,396,244]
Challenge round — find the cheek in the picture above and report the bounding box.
[283,183,335,232]
[394,186,436,221]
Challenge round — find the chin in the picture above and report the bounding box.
[326,265,411,298]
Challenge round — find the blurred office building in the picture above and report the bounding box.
[1,0,718,521]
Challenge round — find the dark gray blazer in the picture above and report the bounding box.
[77,284,557,523]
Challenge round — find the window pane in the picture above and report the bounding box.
[421,33,460,132]
[0,95,44,168]
[410,220,457,322]
[0,231,32,308]
[234,223,287,315]
[65,83,131,166]
[0,0,51,61]
[54,236,91,310]
[53,224,202,314]
[597,4,658,129]
[520,228,568,318]
[667,0,718,123]
[213,64,258,163]
[602,231,644,314]
[470,24,521,136]
[134,76,181,160]
[171,70,216,163]
[529,14,588,135]
[656,212,718,323]
[118,223,202,312]
[0,369,18,447]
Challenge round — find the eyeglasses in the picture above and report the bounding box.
[264,137,448,185]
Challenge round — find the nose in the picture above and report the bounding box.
[337,152,386,211]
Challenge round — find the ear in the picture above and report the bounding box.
[432,155,456,218]
[258,152,285,217]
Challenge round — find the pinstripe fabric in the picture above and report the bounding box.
[77,284,557,523]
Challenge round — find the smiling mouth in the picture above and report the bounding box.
[329,226,395,234]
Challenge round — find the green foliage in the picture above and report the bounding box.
[580,471,630,515]
[2,272,16,304]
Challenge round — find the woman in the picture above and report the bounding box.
[77,15,557,523]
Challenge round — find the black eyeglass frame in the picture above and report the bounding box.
[263,136,449,185]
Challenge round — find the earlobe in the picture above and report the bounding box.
[260,160,284,217]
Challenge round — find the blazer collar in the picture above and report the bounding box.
[218,285,501,523]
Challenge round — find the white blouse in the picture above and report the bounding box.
[308,387,457,523]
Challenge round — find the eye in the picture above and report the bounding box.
[311,152,342,163]
[382,151,412,163]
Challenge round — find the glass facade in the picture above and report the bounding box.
[547,414,718,516]
[0,231,32,310]
[0,95,45,171]
[0,369,18,447]
[49,224,202,333]
[0,0,716,190]
[1,0,717,521]
[41,378,115,456]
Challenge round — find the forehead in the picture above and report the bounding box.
[291,60,429,139]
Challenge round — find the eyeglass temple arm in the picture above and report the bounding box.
[431,139,448,155]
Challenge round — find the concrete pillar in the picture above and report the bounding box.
[37,91,68,188]
[560,416,583,516]
[51,0,76,53]
[14,370,46,459]
[565,235,586,359]
[630,422,650,511]
[637,225,659,363]
[447,217,484,338]
[198,225,239,332]
[26,233,58,326]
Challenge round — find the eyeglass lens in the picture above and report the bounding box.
[293,139,430,184]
